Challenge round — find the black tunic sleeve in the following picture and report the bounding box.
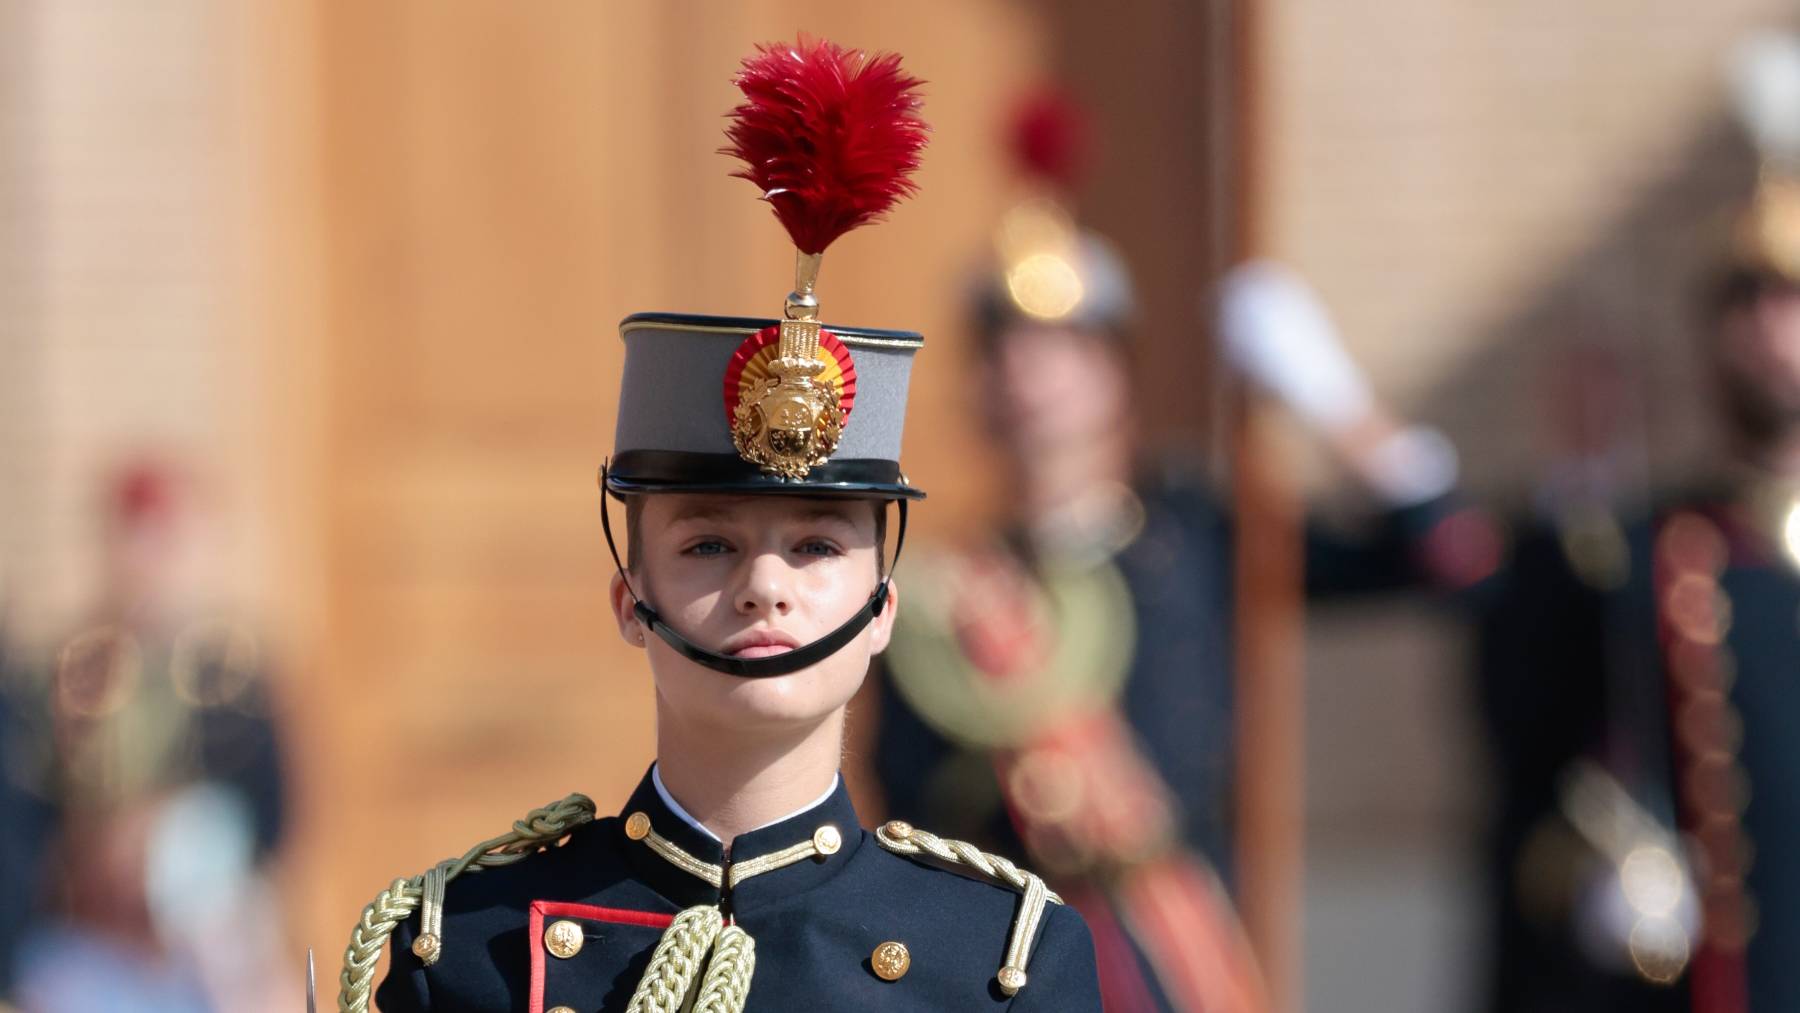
[373,911,431,1012]
[1010,903,1102,1012]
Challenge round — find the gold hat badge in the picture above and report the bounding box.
[727,252,851,481]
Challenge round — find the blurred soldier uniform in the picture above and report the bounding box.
[0,609,53,1005]
[5,461,291,1011]
[15,464,289,857]
[1479,177,1800,1013]
[1476,35,1800,1013]
[873,92,1498,1012]
[343,39,1100,1013]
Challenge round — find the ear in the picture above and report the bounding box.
[866,577,899,656]
[610,570,647,649]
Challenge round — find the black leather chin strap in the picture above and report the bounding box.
[598,462,908,679]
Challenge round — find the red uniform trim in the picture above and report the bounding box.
[528,900,676,1013]
[1654,511,1749,1013]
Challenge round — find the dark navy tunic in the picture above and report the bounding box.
[1478,492,1800,1012]
[376,770,1101,1012]
[875,467,1476,1011]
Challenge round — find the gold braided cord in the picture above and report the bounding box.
[418,862,447,951]
[635,814,824,890]
[726,838,819,888]
[875,821,1062,996]
[692,924,757,1013]
[1004,868,1051,991]
[623,812,834,1013]
[339,877,421,1013]
[336,793,597,1013]
[626,905,724,1013]
[643,829,725,888]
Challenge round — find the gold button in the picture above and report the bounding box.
[544,919,584,959]
[813,824,842,856]
[625,811,651,841]
[882,820,913,840]
[871,940,910,981]
[547,1007,577,1013]
[410,932,440,963]
[997,965,1028,994]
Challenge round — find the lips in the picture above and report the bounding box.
[723,629,801,659]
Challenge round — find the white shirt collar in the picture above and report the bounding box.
[650,763,842,844]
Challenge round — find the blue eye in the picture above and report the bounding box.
[797,539,842,557]
[685,539,730,557]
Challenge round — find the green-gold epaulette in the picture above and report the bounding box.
[873,820,1062,996]
[337,792,596,1013]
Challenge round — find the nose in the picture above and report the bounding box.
[735,550,793,617]
[998,338,1039,397]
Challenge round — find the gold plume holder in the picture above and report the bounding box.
[731,250,846,480]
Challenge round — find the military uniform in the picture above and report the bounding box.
[878,466,1480,869]
[340,37,1101,1013]
[0,635,53,1003]
[372,769,1098,1012]
[1476,47,1800,1008]
[874,94,1491,1011]
[877,466,1485,1011]
[1478,486,1800,1013]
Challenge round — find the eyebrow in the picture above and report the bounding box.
[793,506,862,527]
[664,501,743,525]
[662,499,862,526]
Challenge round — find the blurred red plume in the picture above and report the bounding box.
[113,459,179,525]
[1009,87,1089,189]
[722,36,929,255]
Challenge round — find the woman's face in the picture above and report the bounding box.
[611,494,894,732]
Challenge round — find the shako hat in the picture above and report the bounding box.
[599,36,929,679]
[609,312,924,499]
[1723,33,1800,290]
[970,89,1136,343]
[604,36,929,502]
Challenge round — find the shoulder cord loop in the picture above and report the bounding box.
[623,905,757,1013]
[875,820,1063,996]
[625,906,725,1013]
[336,793,597,1013]
[693,924,756,1013]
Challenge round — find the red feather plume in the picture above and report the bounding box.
[723,37,929,255]
[1009,87,1089,189]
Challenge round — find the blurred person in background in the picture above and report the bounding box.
[6,459,292,1011]
[1474,158,1800,1013]
[0,573,55,1007]
[873,92,1498,1013]
[1474,33,1800,1013]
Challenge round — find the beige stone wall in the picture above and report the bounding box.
[1268,0,1796,497]
[0,2,270,641]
